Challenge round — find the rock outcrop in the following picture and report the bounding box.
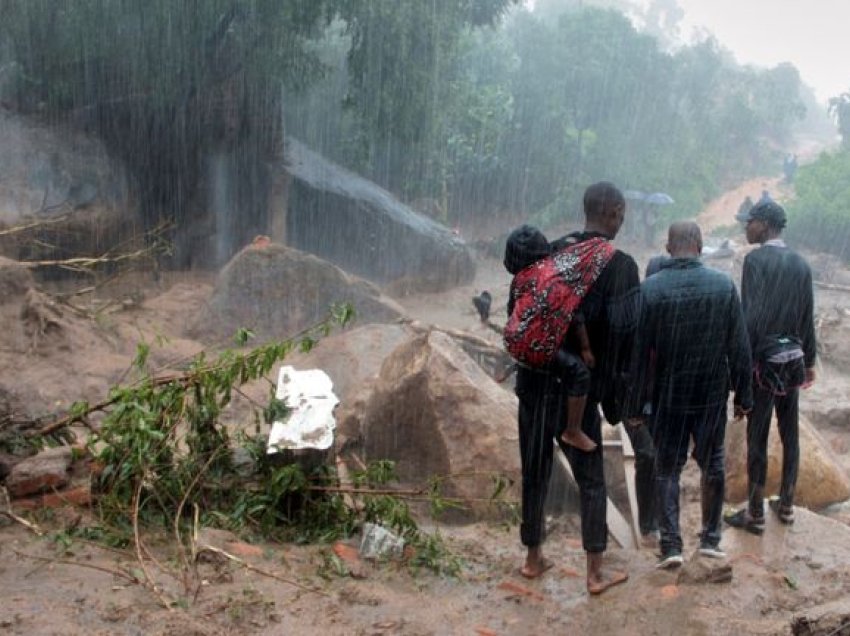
[357,330,520,521]
[725,413,850,509]
[283,139,475,292]
[0,107,134,261]
[192,241,406,344]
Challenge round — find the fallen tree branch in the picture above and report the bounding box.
[2,510,45,536]
[196,544,328,597]
[133,479,176,610]
[0,213,71,237]
[28,311,345,440]
[28,374,191,438]
[22,244,163,270]
[13,549,139,584]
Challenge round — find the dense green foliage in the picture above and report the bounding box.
[65,305,469,586]
[1,0,515,260]
[2,1,812,245]
[292,5,809,228]
[787,150,850,260]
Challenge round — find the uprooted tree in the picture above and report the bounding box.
[12,305,513,607]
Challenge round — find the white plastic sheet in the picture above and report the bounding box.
[266,365,339,454]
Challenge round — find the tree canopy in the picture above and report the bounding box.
[1,0,816,257]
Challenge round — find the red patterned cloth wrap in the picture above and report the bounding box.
[503,237,615,367]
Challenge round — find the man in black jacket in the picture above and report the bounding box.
[515,181,638,595]
[630,221,752,568]
[725,200,817,532]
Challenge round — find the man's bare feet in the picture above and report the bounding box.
[586,551,628,595]
[560,429,598,452]
[520,547,554,579]
[587,570,628,595]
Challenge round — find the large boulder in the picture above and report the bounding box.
[282,139,475,292]
[725,413,850,509]
[191,241,406,344]
[284,323,413,404]
[358,330,520,521]
[0,107,134,261]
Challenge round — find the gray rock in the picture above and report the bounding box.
[192,242,406,343]
[359,330,520,522]
[283,139,475,292]
[5,446,72,498]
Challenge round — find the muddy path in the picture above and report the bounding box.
[3,176,850,634]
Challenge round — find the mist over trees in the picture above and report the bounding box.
[0,0,825,257]
[290,3,811,227]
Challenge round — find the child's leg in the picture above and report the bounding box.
[562,392,596,451]
[551,349,597,452]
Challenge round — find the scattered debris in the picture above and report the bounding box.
[359,522,405,560]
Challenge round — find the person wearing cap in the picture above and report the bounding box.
[725,200,817,533]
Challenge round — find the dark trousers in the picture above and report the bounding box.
[653,405,727,554]
[747,384,800,515]
[625,422,657,535]
[516,368,607,553]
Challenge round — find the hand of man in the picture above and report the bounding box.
[734,404,751,420]
[802,366,816,389]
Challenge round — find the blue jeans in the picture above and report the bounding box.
[652,405,727,554]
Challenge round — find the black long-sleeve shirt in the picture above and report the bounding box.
[550,231,640,409]
[741,243,816,368]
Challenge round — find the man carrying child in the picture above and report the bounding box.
[508,182,639,594]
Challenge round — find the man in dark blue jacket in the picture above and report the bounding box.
[725,200,816,532]
[630,221,753,568]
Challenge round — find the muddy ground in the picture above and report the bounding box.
[2,185,850,635]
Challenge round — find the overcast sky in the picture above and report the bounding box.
[674,0,849,103]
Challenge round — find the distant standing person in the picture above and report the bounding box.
[783,154,798,183]
[513,182,638,594]
[629,221,753,567]
[725,201,816,533]
[737,196,754,223]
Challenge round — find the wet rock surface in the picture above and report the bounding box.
[357,329,520,521]
[725,413,850,509]
[284,139,475,292]
[192,241,407,343]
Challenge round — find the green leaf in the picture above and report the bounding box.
[235,328,255,346]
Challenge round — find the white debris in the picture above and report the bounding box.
[266,366,339,454]
[359,522,405,560]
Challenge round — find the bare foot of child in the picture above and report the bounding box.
[560,430,597,452]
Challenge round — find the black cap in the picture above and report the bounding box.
[735,200,787,229]
[504,224,551,274]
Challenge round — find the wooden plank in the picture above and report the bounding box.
[619,424,643,548]
[552,443,636,550]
